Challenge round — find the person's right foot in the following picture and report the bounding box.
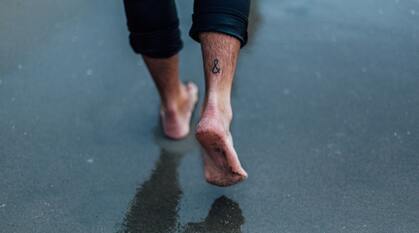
[195,105,248,187]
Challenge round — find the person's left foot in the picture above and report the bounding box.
[161,82,198,139]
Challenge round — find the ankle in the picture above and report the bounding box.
[162,84,188,112]
[202,98,233,122]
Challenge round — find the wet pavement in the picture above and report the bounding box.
[1,0,419,232]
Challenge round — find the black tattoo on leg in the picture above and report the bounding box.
[212,59,221,74]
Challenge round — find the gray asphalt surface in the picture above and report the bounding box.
[1,0,419,232]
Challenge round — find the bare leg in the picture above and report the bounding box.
[143,54,198,139]
[196,32,247,187]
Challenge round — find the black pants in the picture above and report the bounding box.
[123,0,251,58]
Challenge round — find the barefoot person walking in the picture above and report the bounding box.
[123,0,250,186]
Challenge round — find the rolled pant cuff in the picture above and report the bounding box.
[129,27,183,58]
[189,10,248,47]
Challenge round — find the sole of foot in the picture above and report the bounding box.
[161,82,198,140]
[196,116,248,187]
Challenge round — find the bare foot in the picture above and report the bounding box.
[196,108,248,187]
[161,82,198,139]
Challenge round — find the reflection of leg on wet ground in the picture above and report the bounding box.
[118,148,244,233]
[118,149,183,233]
[182,196,244,233]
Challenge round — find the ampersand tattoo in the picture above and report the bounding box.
[211,59,221,74]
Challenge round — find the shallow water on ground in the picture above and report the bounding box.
[1,0,419,232]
